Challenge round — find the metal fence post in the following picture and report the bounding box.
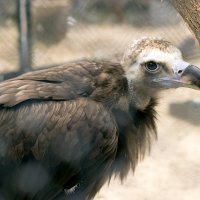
[18,0,32,73]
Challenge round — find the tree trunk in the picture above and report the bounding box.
[171,0,200,45]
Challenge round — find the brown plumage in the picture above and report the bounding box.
[0,38,200,200]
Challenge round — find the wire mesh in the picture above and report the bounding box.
[0,0,199,72]
[31,0,200,69]
[0,0,19,73]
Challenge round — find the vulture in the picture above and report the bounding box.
[0,37,200,200]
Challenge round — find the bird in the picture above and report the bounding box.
[0,37,199,200]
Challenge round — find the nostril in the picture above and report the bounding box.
[178,70,183,74]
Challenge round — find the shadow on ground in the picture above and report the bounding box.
[169,100,200,126]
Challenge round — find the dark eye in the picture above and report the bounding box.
[145,61,159,72]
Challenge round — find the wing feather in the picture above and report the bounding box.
[0,60,125,199]
[0,97,117,169]
[0,60,126,107]
[0,61,98,106]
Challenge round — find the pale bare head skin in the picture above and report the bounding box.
[122,37,181,65]
[120,37,198,110]
[121,37,183,79]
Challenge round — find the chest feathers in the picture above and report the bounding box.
[111,98,157,180]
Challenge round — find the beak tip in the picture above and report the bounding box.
[181,65,200,89]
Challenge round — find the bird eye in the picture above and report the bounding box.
[145,61,159,72]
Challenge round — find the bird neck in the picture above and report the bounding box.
[128,80,151,110]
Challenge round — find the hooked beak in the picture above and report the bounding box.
[180,65,200,89]
[153,60,200,90]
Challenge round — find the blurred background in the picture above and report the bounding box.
[0,0,200,199]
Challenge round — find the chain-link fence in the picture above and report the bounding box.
[32,0,200,68]
[0,0,18,75]
[0,0,199,78]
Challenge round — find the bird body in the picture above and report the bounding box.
[0,60,156,199]
[0,38,200,199]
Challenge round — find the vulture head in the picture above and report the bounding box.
[121,37,200,109]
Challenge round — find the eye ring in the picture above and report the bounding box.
[145,61,160,73]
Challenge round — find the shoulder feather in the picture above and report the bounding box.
[0,60,126,107]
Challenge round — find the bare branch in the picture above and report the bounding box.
[171,0,200,45]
